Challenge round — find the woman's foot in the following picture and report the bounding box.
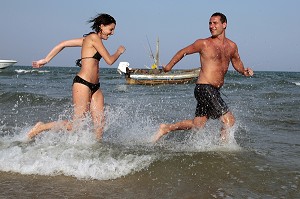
[27,122,44,139]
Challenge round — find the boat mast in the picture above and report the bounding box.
[155,37,159,67]
[146,36,155,64]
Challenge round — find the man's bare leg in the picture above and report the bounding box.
[152,123,172,143]
[220,112,235,142]
[152,116,208,143]
[152,119,196,143]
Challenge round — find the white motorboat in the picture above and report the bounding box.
[0,60,17,69]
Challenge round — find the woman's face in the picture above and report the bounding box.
[100,23,116,40]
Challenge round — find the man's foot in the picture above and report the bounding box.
[96,133,103,142]
[27,122,44,139]
[220,131,229,144]
[152,124,169,143]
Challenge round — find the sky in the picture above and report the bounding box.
[1,0,300,72]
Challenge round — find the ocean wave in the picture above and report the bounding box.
[0,91,69,106]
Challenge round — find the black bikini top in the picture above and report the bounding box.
[75,32,102,67]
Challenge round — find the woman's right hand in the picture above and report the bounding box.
[32,59,48,68]
[117,45,126,55]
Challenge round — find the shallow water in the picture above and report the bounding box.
[0,66,299,198]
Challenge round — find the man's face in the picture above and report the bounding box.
[209,16,226,37]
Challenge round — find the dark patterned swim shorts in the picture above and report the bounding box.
[194,84,229,119]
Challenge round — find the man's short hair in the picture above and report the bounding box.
[211,12,227,24]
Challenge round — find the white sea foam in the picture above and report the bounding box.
[292,82,300,86]
[0,124,155,180]
[15,69,50,73]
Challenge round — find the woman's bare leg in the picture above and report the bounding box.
[28,83,90,140]
[90,89,105,141]
[72,83,91,121]
[27,120,71,139]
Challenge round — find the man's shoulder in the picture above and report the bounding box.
[225,38,237,46]
[194,37,211,46]
[196,37,211,42]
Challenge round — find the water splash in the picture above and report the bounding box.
[0,98,245,180]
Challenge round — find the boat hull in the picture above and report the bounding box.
[0,60,17,69]
[125,68,200,85]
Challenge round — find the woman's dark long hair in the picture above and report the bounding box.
[88,13,116,33]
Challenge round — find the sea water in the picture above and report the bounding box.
[0,66,299,198]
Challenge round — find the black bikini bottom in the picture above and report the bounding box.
[73,75,100,94]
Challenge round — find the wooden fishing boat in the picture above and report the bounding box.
[118,62,200,85]
[117,37,200,85]
[126,68,200,85]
